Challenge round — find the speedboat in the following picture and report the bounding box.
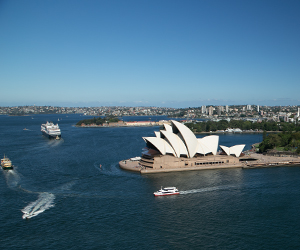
[153,187,179,196]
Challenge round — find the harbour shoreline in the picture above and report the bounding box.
[119,152,300,174]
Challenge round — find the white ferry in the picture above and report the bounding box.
[153,187,179,196]
[41,121,61,139]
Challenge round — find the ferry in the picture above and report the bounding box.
[41,121,61,139]
[153,187,179,196]
[1,155,14,170]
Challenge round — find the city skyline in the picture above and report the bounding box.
[1,0,300,108]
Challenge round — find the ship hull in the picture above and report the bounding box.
[154,192,179,197]
[2,166,13,170]
[42,131,61,139]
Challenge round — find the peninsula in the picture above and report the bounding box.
[119,120,300,174]
[76,116,170,127]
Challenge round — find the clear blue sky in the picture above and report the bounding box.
[1,0,299,108]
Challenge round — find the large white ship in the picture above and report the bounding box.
[41,121,61,139]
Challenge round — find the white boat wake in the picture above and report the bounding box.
[22,192,55,219]
[179,185,235,195]
[2,169,21,189]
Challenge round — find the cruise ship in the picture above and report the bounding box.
[41,121,61,139]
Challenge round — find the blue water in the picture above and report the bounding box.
[1,114,300,249]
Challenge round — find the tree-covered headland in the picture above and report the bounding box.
[259,131,300,154]
[185,120,300,133]
[185,119,300,154]
[76,116,120,126]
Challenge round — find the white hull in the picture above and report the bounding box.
[41,121,61,139]
[154,192,180,196]
[153,187,179,196]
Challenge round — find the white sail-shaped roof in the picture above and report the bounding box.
[220,144,245,157]
[197,135,219,155]
[161,130,188,157]
[220,145,230,156]
[197,139,213,155]
[163,124,173,133]
[172,120,198,158]
[142,121,245,159]
[143,137,176,156]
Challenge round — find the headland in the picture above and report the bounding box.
[118,119,300,174]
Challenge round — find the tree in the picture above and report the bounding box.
[263,130,267,141]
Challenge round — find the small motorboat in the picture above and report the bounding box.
[153,187,179,196]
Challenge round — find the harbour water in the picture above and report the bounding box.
[1,114,300,249]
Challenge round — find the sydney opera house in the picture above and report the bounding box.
[119,120,246,173]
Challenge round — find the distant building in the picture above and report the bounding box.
[247,105,252,111]
[201,105,206,114]
[208,106,214,116]
[217,106,224,115]
[257,105,259,112]
[225,105,229,113]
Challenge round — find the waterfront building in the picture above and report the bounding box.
[133,120,245,173]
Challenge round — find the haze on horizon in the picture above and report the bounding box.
[1,0,299,108]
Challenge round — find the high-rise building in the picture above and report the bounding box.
[247,105,252,111]
[208,106,213,116]
[225,105,229,113]
[217,106,222,115]
[257,105,259,112]
[201,105,206,114]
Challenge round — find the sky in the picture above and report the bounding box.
[0,0,299,108]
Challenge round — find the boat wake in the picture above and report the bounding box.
[47,138,64,147]
[2,169,21,189]
[179,185,235,195]
[21,192,55,219]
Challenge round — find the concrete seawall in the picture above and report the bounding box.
[119,152,300,174]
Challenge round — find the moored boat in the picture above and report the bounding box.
[41,121,61,139]
[153,187,179,196]
[1,155,14,170]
